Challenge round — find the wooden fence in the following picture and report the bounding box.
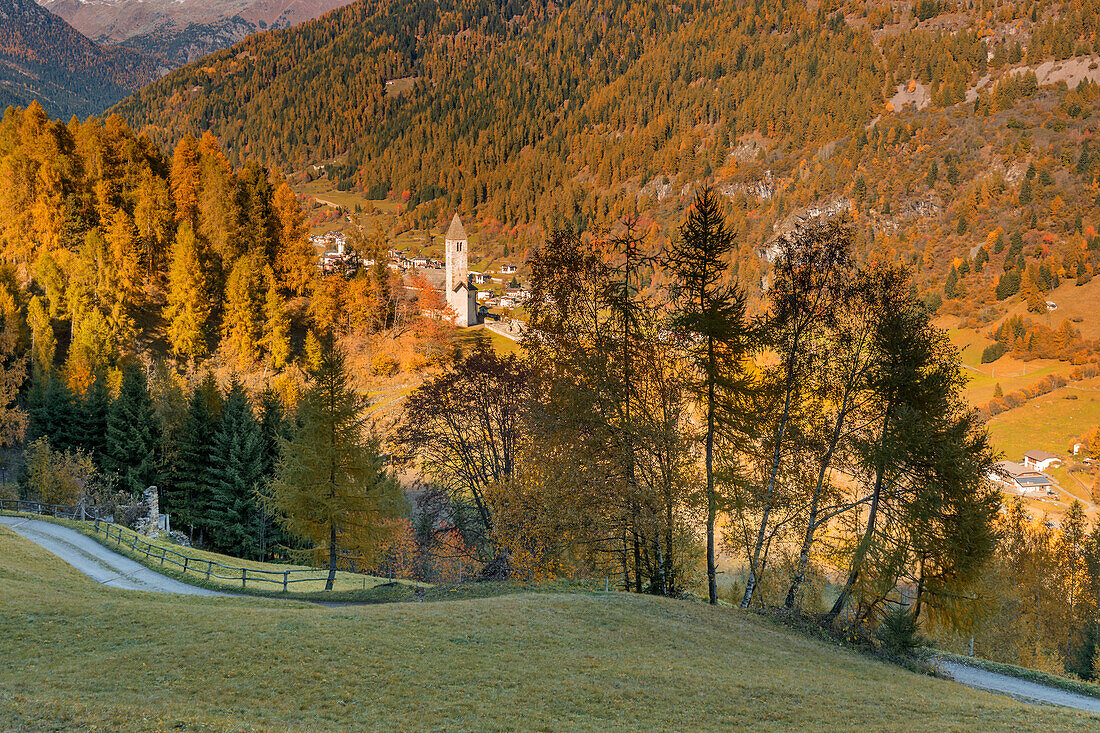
[0,498,94,521]
[1,498,336,593]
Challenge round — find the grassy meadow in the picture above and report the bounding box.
[1,526,1097,731]
[984,378,1100,462]
[945,324,1099,517]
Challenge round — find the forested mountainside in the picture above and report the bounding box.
[113,0,1100,310]
[0,104,448,395]
[0,0,159,118]
[43,0,358,66]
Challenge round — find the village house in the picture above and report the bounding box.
[504,287,531,301]
[501,263,518,274]
[470,271,492,284]
[1022,450,1063,472]
[989,461,1056,494]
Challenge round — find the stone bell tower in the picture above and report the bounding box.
[444,213,478,327]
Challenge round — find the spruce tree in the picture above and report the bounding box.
[944,264,959,299]
[104,360,160,496]
[27,369,78,453]
[1019,177,1032,205]
[255,388,288,558]
[76,371,110,464]
[166,372,223,540]
[206,379,266,558]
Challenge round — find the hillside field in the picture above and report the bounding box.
[0,527,1096,731]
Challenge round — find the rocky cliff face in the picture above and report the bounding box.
[41,0,358,64]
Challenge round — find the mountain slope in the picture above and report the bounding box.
[112,0,1100,306]
[0,0,159,118]
[42,0,358,66]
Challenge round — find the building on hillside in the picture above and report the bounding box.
[1022,450,1062,472]
[501,263,518,274]
[445,213,479,327]
[504,287,530,302]
[989,461,1056,494]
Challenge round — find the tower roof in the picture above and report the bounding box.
[445,213,467,241]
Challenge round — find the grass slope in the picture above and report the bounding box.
[0,527,1094,731]
[985,377,1100,462]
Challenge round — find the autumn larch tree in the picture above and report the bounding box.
[269,337,404,589]
[664,187,756,605]
[165,222,211,361]
[740,217,851,609]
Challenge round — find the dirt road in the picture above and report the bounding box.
[0,516,229,596]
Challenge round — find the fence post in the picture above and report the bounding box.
[283,571,288,593]
[160,548,165,566]
[183,556,189,575]
[241,568,247,589]
[205,562,211,581]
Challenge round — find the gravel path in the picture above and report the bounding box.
[937,659,1100,714]
[0,516,230,596]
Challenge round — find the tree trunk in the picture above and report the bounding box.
[785,385,855,610]
[632,524,643,593]
[704,334,721,603]
[827,405,893,621]
[621,533,631,591]
[665,495,676,595]
[913,559,926,623]
[326,521,337,591]
[741,342,801,609]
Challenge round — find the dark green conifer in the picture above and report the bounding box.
[76,372,110,463]
[104,360,160,496]
[27,369,78,453]
[255,388,289,558]
[205,379,266,558]
[944,265,959,299]
[166,372,223,539]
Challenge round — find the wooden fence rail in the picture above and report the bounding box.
[0,498,93,520]
[1,498,334,593]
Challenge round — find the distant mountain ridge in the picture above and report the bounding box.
[0,0,159,118]
[41,0,357,66]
